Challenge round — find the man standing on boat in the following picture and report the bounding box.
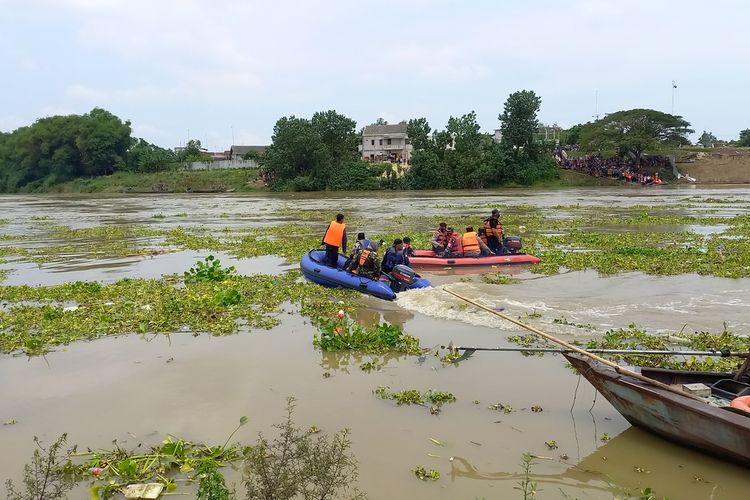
[484,209,503,254]
[322,213,347,267]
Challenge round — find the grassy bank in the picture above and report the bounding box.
[8,167,633,194]
[30,168,263,194]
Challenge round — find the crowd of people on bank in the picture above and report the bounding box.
[554,149,671,184]
[320,209,511,279]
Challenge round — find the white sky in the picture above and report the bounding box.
[1,0,748,149]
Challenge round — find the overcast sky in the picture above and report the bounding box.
[1,0,748,149]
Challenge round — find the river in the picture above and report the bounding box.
[1,186,749,499]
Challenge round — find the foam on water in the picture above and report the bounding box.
[396,284,517,330]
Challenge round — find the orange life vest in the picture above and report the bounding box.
[447,234,461,253]
[358,249,371,267]
[484,218,503,240]
[323,221,346,247]
[462,232,480,252]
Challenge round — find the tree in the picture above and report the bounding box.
[406,118,431,151]
[563,123,585,146]
[697,131,718,148]
[404,112,508,189]
[261,110,374,191]
[738,129,750,147]
[373,117,388,126]
[579,109,693,166]
[127,139,176,173]
[499,90,541,154]
[0,108,133,191]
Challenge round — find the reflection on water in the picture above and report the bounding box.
[1,187,750,498]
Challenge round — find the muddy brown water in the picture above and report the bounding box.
[1,186,750,499]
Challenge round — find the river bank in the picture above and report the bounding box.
[23,168,265,194]
[9,167,625,195]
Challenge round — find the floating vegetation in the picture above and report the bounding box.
[545,440,558,450]
[0,269,355,356]
[314,315,421,355]
[3,201,750,278]
[413,466,440,481]
[586,324,750,371]
[374,387,456,414]
[488,403,514,414]
[481,273,521,285]
[553,317,595,330]
[184,255,237,283]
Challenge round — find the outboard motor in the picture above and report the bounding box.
[386,264,417,292]
[503,236,523,254]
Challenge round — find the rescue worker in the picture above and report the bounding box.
[483,209,503,254]
[443,227,462,257]
[349,232,370,258]
[344,232,369,269]
[349,240,380,278]
[382,238,410,274]
[461,226,493,257]
[321,213,347,268]
[431,222,449,256]
[402,236,415,257]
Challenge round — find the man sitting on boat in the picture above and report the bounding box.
[348,232,369,258]
[382,239,410,273]
[442,228,462,257]
[461,226,494,257]
[402,236,415,257]
[347,240,381,278]
[431,222,449,256]
[483,209,503,254]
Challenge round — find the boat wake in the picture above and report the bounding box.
[395,284,518,331]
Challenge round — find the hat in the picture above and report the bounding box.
[357,232,366,240]
[491,208,500,215]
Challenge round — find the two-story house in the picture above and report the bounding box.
[361,122,412,163]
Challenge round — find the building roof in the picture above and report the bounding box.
[362,122,408,136]
[230,145,267,156]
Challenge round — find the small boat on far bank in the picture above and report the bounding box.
[564,352,750,467]
[409,249,541,267]
[299,250,431,301]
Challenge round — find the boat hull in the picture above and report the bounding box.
[409,250,541,266]
[300,250,431,301]
[564,353,750,466]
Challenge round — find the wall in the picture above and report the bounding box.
[188,159,258,170]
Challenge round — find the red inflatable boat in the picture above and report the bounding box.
[409,250,541,266]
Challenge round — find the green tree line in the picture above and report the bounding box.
[0,108,204,192]
[261,90,560,191]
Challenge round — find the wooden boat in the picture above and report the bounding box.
[564,352,750,466]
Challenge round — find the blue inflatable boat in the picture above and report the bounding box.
[299,250,431,301]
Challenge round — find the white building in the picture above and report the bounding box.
[361,122,412,163]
